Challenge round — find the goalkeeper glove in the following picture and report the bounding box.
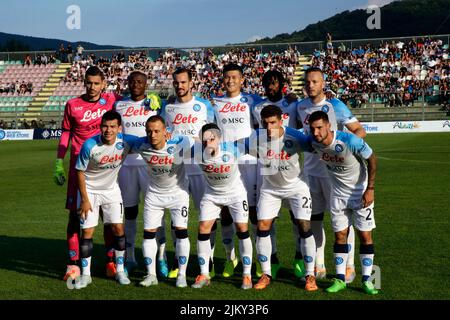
[145,92,162,111]
[54,158,66,186]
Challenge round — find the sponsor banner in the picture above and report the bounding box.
[33,129,63,140]
[0,129,34,141]
[360,120,450,134]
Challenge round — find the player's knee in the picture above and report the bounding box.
[236,231,250,240]
[124,205,139,220]
[359,232,373,245]
[80,238,93,258]
[175,229,188,239]
[220,207,233,226]
[297,219,311,235]
[311,212,324,221]
[335,230,348,244]
[114,235,126,251]
[144,231,157,239]
[198,233,210,241]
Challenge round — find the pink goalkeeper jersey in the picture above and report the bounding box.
[60,92,121,157]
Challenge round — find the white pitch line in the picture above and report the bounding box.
[377,156,450,165]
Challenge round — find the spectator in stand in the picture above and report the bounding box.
[24,54,32,66]
[67,44,74,64]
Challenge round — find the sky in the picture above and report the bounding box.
[0,0,396,48]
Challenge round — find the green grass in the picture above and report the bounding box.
[0,133,449,300]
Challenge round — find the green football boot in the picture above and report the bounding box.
[326,278,347,293]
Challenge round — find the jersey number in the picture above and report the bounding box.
[302,197,312,209]
[365,208,372,221]
[243,200,248,212]
[181,206,188,218]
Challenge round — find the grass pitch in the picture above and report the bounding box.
[0,133,449,300]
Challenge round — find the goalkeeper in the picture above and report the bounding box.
[54,66,122,282]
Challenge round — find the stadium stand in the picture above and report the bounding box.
[0,35,449,129]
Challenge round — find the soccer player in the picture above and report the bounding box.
[114,71,168,276]
[252,70,301,279]
[161,67,215,278]
[297,67,366,283]
[74,110,137,289]
[54,66,121,281]
[191,123,253,290]
[211,63,262,278]
[308,111,378,295]
[249,105,318,291]
[133,115,192,288]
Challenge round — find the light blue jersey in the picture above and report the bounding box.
[212,93,262,141]
[76,133,138,191]
[192,141,243,196]
[247,126,312,191]
[132,135,192,194]
[312,131,373,199]
[297,97,358,177]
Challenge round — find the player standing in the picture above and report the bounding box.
[211,63,262,278]
[114,71,168,276]
[54,66,121,281]
[252,70,301,279]
[74,111,137,289]
[249,105,317,291]
[297,67,366,282]
[190,123,253,289]
[161,67,215,278]
[308,111,379,295]
[133,115,192,288]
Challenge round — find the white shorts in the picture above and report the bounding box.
[307,175,331,215]
[78,187,124,229]
[330,197,376,232]
[143,189,190,230]
[189,174,206,209]
[239,162,257,207]
[118,165,149,207]
[200,192,249,224]
[257,182,312,221]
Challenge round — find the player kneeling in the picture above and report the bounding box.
[74,111,138,289]
[191,124,253,290]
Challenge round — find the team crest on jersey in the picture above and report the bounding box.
[335,144,343,153]
[282,100,289,107]
[99,98,106,106]
[321,105,330,113]
[240,96,248,103]
[222,154,230,163]
[284,139,294,149]
[116,142,124,150]
[167,146,175,154]
[193,104,201,112]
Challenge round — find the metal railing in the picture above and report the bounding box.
[1,33,449,62]
[0,90,448,129]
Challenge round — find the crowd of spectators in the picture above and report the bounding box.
[60,46,301,99]
[312,36,450,108]
[0,80,33,95]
